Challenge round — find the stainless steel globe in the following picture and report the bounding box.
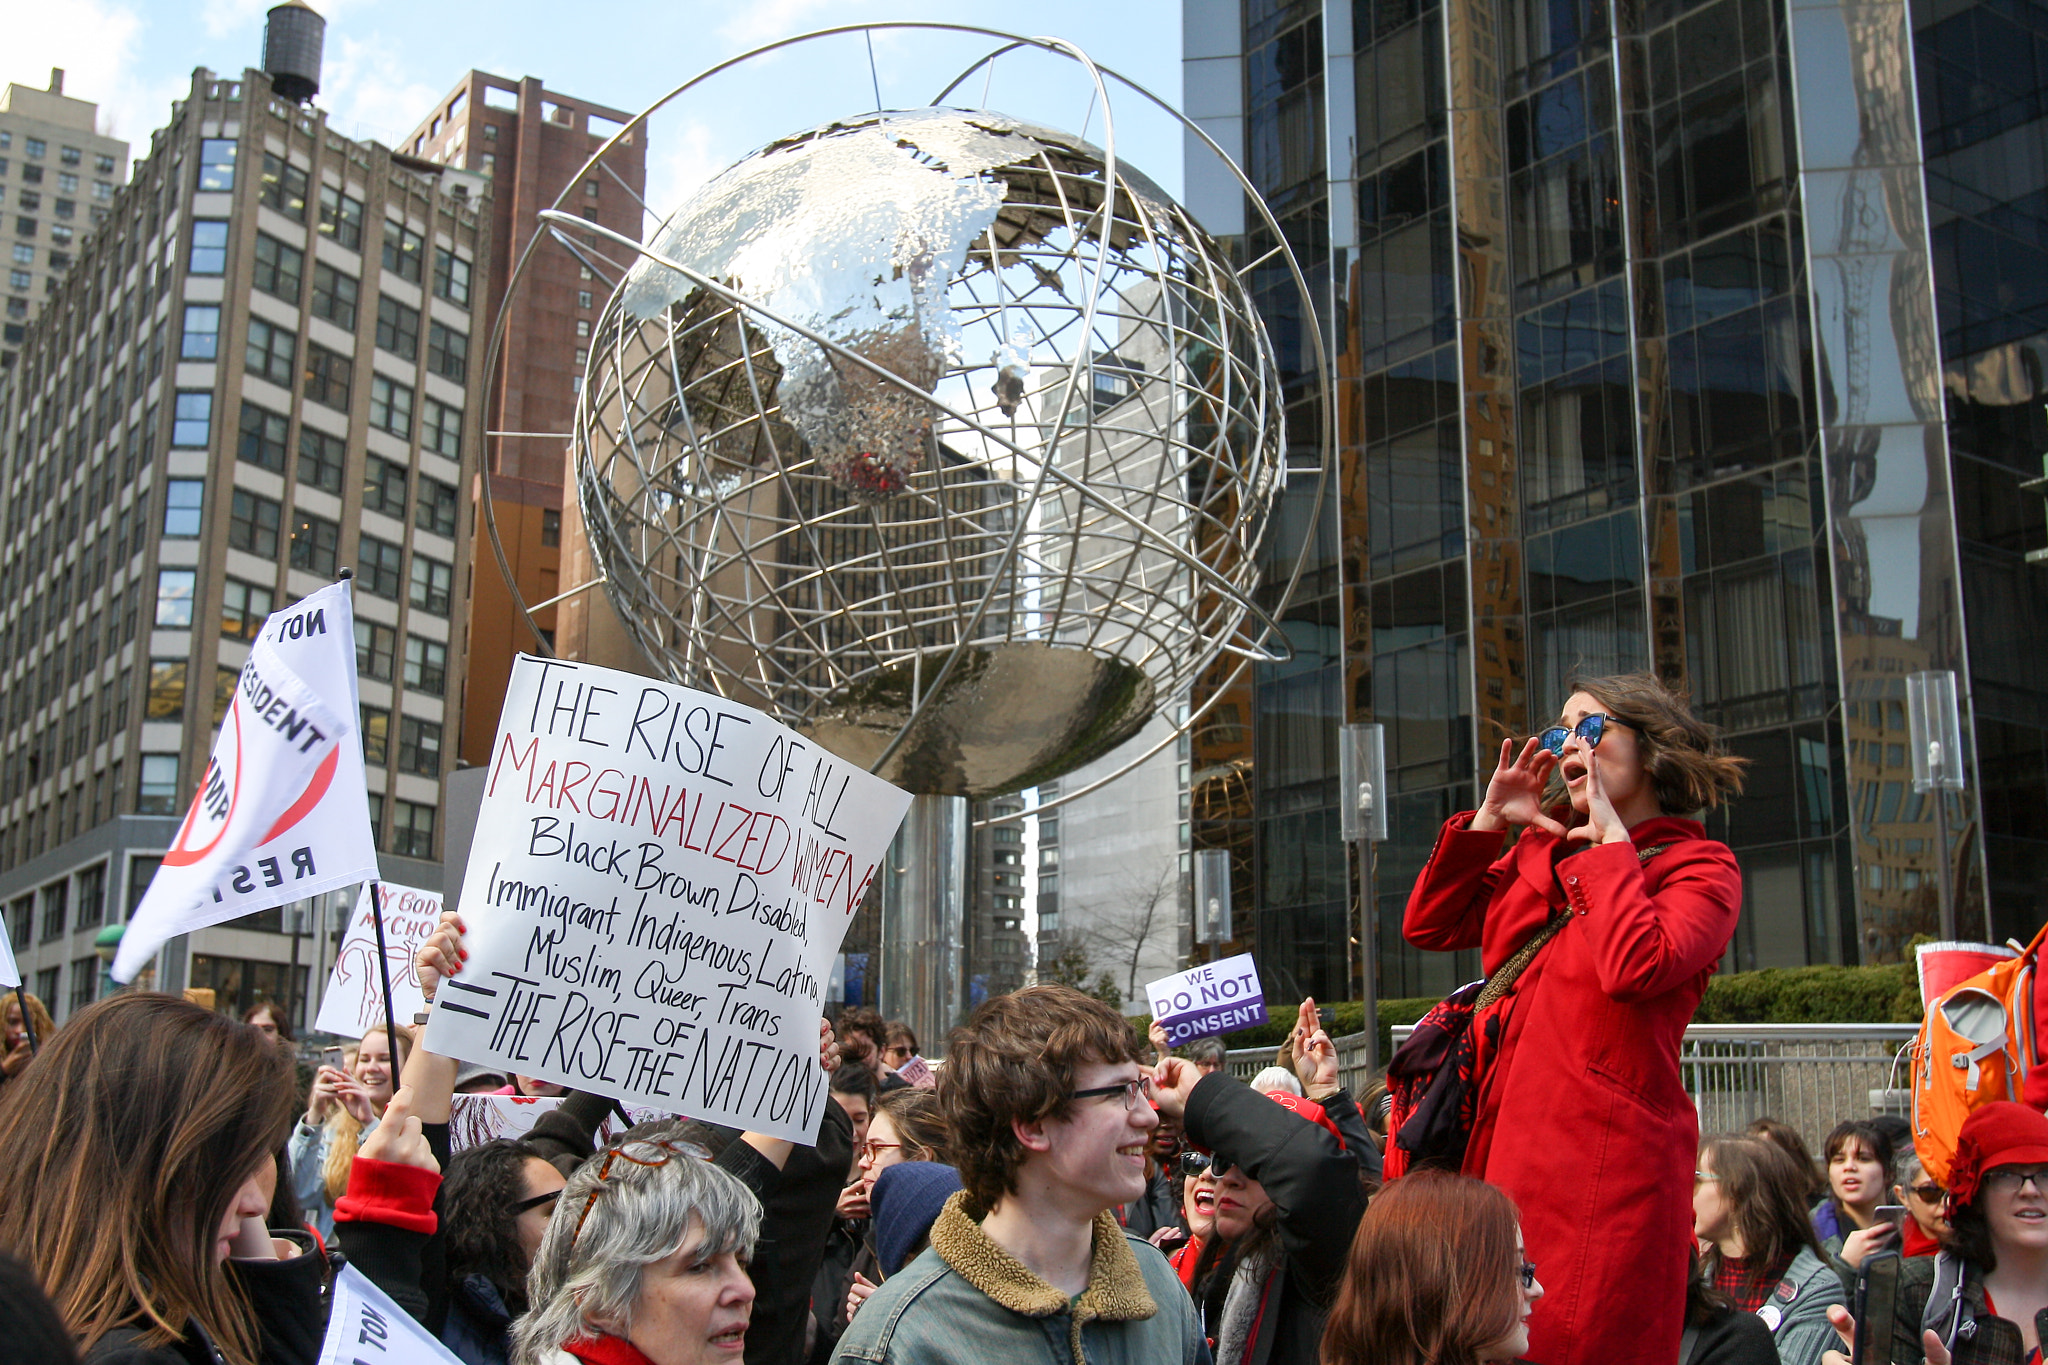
[572,105,1290,798]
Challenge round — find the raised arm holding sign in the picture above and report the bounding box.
[420,656,912,1145]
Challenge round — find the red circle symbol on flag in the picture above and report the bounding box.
[163,702,244,867]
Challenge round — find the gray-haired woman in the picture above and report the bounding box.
[511,1139,760,1365]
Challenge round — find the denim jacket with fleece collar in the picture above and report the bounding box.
[828,1191,1209,1365]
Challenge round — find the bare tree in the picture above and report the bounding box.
[1074,861,1186,1004]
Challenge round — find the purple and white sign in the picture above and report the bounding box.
[1146,953,1267,1046]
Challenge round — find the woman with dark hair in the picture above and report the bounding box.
[1812,1119,1895,1254]
[1748,1117,1826,1204]
[0,992,323,1365]
[1401,672,1747,1365]
[434,1138,567,1365]
[838,1088,953,1333]
[1320,1171,1542,1365]
[1694,1135,1844,1365]
[241,1001,294,1051]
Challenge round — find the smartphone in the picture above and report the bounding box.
[319,1045,344,1073]
[1874,1204,1908,1234]
[1853,1249,1901,1365]
[1317,1006,1335,1028]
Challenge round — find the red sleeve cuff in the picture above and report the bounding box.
[333,1156,441,1234]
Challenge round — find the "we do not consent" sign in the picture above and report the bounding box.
[422,655,913,1143]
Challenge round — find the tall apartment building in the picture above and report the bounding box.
[968,794,1031,1002]
[1180,0,2048,1002]
[0,65,490,1024]
[1,70,130,368]
[399,75,646,765]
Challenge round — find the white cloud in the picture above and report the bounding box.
[317,29,446,150]
[641,114,726,223]
[716,0,838,52]
[3,0,183,150]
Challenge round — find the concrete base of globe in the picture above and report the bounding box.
[876,793,968,1053]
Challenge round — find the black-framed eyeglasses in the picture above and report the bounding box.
[1984,1165,2048,1196]
[1538,713,1641,757]
[1518,1261,1539,1291]
[1180,1150,1214,1176]
[1068,1075,1153,1111]
[508,1189,561,1217]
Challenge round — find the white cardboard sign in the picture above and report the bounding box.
[318,1263,462,1365]
[422,655,913,1144]
[314,882,445,1039]
[1145,952,1268,1046]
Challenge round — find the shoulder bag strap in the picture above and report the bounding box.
[1473,841,1680,1011]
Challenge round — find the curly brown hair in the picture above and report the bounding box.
[939,985,1145,1215]
[1545,672,1747,814]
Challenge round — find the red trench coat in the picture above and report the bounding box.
[1403,811,1741,1365]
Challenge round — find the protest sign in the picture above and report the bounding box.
[1145,953,1267,1046]
[319,1263,462,1365]
[115,581,379,982]
[314,882,444,1038]
[422,655,914,1144]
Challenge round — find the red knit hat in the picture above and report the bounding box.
[1265,1090,1346,1150]
[1947,1101,2048,1207]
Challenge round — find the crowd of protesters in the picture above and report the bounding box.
[2,671,2046,1365]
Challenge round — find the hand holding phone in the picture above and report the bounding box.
[1852,1250,1901,1365]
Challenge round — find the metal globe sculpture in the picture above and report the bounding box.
[570,104,1291,798]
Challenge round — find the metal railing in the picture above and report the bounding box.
[1224,1030,1379,1100]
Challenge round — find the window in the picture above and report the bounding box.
[432,247,471,305]
[39,882,68,942]
[289,510,339,575]
[163,479,204,537]
[382,221,423,282]
[59,145,78,166]
[363,456,408,516]
[426,321,467,381]
[577,289,592,309]
[138,754,180,814]
[244,317,295,386]
[15,216,37,239]
[541,508,562,547]
[375,295,419,359]
[408,555,451,616]
[190,219,229,274]
[319,184,364,249]
[172,391,212,446]
[358,534,404,598]
[369,376,413,437]
[212,665,237,725]
[96,153,114,174]
[221,578,273,639]
[69,955,99,1014]
[147,658,188,718]
[415,475,459,536]
[93,181,112,201]
[237,402,288,471]
[311,262,358,327]
[155,569,196,627]
[180,304,221,359]
[57,171,78,193]
[367,792,384,849]
[11,244,31,266]
[296,426,345,493]
[260,152,308,220]
[302,343,352,410]
[229,489,281,556]
[398,717,442,777]
[420,396,462,458]
[355,619,395,680]
[404,635,447,696]
[198,138,237,190]
[76,863,106,929]
[9,270,27,289]
[361,705,390,763]
[391,800,435,858]
[252,234,303,300]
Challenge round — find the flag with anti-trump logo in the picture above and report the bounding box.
[113,579,380,983]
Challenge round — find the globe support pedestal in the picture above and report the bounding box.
[878,794,967,1051]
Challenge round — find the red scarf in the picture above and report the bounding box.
[1712,1251,1793,1314]
[563,1336,658,1365]
[1902,1219,1942,1257]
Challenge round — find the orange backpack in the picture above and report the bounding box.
[1910,921,2048,1185]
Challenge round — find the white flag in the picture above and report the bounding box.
[115,582,380,982]
[0,924,17,990]
[318,1263,463,1365]
[314,881,443,1038]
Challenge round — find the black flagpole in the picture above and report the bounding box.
[13,984,36,1055]
[368,883,401,1051]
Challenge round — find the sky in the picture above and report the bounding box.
[5,0,1188,216]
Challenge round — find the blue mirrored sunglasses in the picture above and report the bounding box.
[1537,713,1641,757]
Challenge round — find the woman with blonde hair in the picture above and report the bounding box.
[0,992,321,1364]
[287,1022,411,1236]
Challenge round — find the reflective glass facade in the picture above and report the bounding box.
[1182,0,2048,998]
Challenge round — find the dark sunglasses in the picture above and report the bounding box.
[1908,1182,1944,1203]
[1180,1150,1214,1176]
[1519,1260,1539,1290]
[1538,713,1641,757]
[508,1189,561,1216]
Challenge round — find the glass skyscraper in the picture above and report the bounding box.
[1182,0,2048,1001]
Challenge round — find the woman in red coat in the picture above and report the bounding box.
[1402,673,1747,1365]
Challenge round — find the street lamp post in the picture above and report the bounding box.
[1193,849,1233,961]
[94,923,124,998]
[1905,670,1969,941]
[1340,724,1388,1072]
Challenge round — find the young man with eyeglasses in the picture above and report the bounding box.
[830,984,1203,1365]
